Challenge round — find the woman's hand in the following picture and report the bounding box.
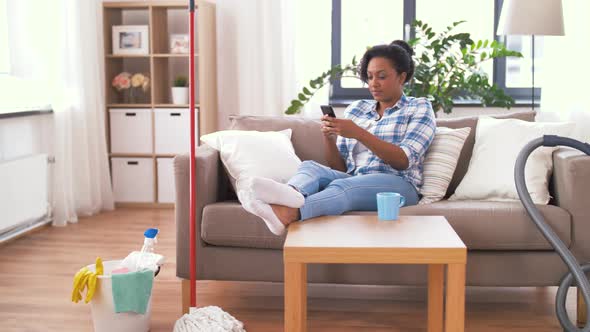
[320,115,336,140]
[321,115,363,139]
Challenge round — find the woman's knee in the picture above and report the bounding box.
[403,189,420,206]
[326,177,357,191]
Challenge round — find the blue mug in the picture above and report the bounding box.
[376,192,406,221]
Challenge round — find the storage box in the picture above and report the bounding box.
[111,157,154,202]
[109,109,153,154]
[154,108,198,154]
[156,158,175,203]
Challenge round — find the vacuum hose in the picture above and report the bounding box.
[515,135,590,331]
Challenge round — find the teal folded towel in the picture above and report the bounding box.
[111,269,154,314]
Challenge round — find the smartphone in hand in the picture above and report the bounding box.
[320,105,336,118]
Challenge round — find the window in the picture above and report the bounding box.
[339,0,404,88]
[331,0,413,100]
[416,0,494,81]
[331,0,541,104]
[503,35,543,88]
[0,0,9,74]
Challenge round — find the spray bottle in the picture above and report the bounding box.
[136,228,159,271]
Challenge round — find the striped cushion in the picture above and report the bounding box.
[419,127,471,204]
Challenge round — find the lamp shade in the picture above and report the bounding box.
[497,0,565,36]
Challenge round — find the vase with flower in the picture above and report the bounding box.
[112,72,150,104]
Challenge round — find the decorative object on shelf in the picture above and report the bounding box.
[285,20,523,116]
[112,25,149,55]
[171,75,189,105]
[112,72,150,103]
[170,34,190,54]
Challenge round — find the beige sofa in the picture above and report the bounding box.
[174,111,590,320]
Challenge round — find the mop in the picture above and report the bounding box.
[174,1,245,331]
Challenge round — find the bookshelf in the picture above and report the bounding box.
[103,1,217,207]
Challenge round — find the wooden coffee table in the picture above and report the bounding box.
[283,215,467,332]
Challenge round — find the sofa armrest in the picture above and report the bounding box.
[553,147,590,262]
[174,145,220,278]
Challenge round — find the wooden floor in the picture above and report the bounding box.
[0,208,580,331]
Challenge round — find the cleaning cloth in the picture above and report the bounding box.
[111,269,154,314]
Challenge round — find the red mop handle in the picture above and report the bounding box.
[188,0,197,308]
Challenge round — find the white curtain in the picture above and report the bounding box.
[7,0,114,226]
[538,0,590,142]
[215,0,332,129]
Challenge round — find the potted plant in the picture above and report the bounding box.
[171,75,189,105]
[284,20,523,116]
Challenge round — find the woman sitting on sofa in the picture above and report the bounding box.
[239,40,436,236]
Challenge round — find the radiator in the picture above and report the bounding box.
[0,154,52,242]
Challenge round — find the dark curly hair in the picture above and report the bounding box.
[359,40,415,84]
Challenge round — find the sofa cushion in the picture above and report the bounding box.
[436,111,536,197]
[201,200,570,251]
[202,201,287,249]
[419,126,471,204]
[449,118,574,204]
[399,200,570,250]
[200,129,302,192]
[229,115,328,166]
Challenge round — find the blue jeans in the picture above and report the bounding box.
[287,161,420,221]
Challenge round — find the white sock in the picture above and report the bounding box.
[237,189,286,236]
[249,176,305,208]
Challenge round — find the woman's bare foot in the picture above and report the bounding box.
[270,204,300,226]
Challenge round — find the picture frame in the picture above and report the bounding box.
[170,34,190,54]
[112,25,149,55]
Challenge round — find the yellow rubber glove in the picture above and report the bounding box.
[71,257,103,304]
[96,257,104,275]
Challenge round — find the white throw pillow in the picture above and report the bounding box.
[200,129,302,191]
[419,127,471,205]
[450,117,574,204]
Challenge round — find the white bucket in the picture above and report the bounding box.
[87,260,153,332]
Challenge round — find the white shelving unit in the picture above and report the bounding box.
[103,1,217,207]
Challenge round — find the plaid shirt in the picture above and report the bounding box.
[336,94,436,190]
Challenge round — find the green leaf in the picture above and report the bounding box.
[292,100,303,107]
[408,37,420,47]
[298,93,307,101]
[285,104,302,115]
[476,40,482,48]
[480,52,487,61]
[483,40,489,48]
[303,87,312,96]
[309,80,317,89]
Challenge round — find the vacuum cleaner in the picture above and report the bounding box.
[515,135,590,331]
